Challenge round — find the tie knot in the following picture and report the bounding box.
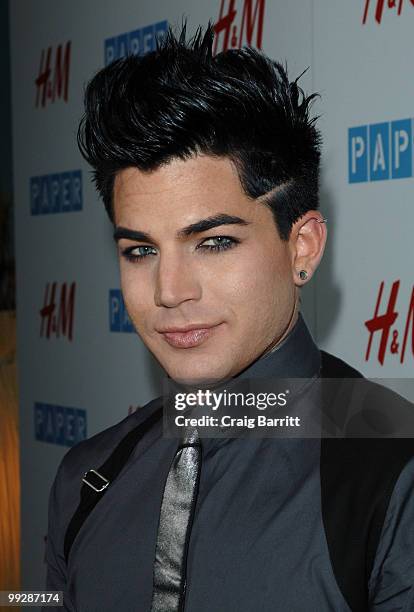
[180,426,200,447]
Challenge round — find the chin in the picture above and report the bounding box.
[166,360,233,388]
[169,370,223,387]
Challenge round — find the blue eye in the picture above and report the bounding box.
[121,245,157,263]
[197,236,239,252]
[120,236,239,263]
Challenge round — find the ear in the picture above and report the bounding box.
[288,211,327,286]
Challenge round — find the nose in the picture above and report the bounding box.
[154,250,202,308]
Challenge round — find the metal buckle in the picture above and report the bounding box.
[82,469,110,493]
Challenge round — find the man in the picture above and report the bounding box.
[44,23,414,611]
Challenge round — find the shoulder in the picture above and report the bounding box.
[319,351,414,610]
[46,395,164,556]
[368,454,414,606]
[319,350,414,494]
[44,395,165,575]
[54,395,164,491]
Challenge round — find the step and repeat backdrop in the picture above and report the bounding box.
[9,0,414,589]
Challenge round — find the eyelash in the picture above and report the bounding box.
[120,236,239,263]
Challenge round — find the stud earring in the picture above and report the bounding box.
[298,270,308,281]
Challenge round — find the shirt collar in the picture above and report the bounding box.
[234,312,321,382]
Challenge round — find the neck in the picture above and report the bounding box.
[260,299,300,360]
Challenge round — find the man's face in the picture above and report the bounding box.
[113,155,298,385]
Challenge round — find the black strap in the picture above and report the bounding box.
[64,405,163,563]
[319,350,414,611]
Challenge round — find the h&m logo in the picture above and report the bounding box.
[365,280,414,365]
[109,289,134,333]
[35,42,71,108]
[34,402,87,446]
[348,119,413,183]
[104,20,169,66]
[362,0,414,24]
[30,171,82,215]
[40,282,76,341]
[213,0,265,53]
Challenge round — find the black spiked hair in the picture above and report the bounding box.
[78,21,321,240]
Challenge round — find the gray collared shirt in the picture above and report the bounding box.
[44,314,414,611]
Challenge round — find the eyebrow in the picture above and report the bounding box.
[113,213,250,243]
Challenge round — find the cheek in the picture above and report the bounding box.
[220,245,295,347]
[120,267,153,330]
[220,244,291,308]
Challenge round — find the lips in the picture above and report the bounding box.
[158,324,221,349]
